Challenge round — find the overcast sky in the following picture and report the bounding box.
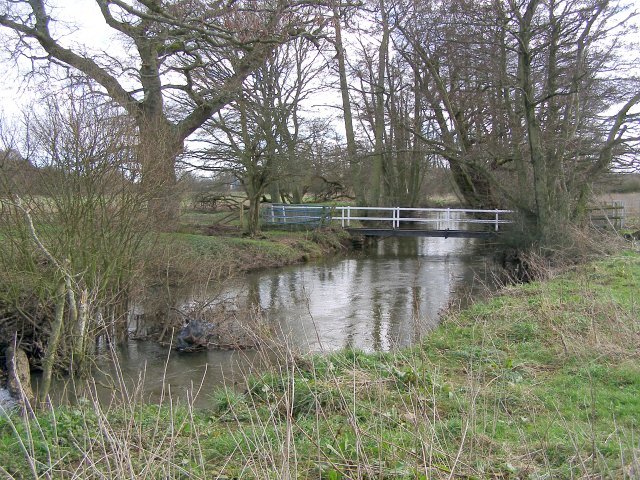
[0,0,119,120]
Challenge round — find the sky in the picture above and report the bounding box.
[1,0,117,120]
[2,0,638,153]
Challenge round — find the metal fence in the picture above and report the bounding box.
[589,202,625,229]
[262,204,514,231]
[262,204,333,227]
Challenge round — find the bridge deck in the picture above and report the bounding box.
[346,228,496,238]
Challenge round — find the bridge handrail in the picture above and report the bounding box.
[270,205,514,213]
[332,206,514,214]
[332,215,512,223]
[331,205,514,232]
[261,204,515,232]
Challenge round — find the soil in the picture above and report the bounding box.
[203,224,244,236]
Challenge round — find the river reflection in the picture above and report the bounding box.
[42,236,498,406]
[243,236,495,352]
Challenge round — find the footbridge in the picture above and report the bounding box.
[263,204,514,238]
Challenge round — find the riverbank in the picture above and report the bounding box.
[143,220,355,287]
[1,250,638,478]
[0,218,354,382]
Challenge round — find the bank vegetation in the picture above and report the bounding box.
[0,92,351,402]
[0,247,638,478]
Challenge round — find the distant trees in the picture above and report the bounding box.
[193,35,331,234]
[1,0,637,246]
[332,0,448,208]
[0,147,35,193]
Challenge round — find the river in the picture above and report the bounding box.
[41,235,500,407]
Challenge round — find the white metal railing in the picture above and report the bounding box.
[331,206,513,232]
[261,204,514,232]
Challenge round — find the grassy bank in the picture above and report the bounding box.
[1,251,639,478]
[141,208,354,284]
[144,226,353,287]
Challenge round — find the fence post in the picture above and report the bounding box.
[616,201,625,229]
[347,205,351,227]
[446,207,450,229]
[495,209,499,231]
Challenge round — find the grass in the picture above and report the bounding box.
[1,251,639,478]
[144,227,351,287]
[137,207,354,288]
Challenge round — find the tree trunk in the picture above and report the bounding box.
[370,1,390,206]
[518,0,552,241]
[247,191,264,236]
[6,344,34,411]
[71,288,89,375]
[40,279,66,404]
[333,9,364,205]
[449,161,497,209]
[138,118,183,230]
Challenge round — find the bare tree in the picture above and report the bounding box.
[192,36,327,234]
[343,0,433,207]
[510,0,640,241]
[0,0,326,227]
[331,5,364,204]
[1,92,148,391]
[395,0,640,243]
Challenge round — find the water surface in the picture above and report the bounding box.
[44,236,498,406]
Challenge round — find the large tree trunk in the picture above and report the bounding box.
[518,0,552,241]
[138,118,183,230]
[449,161,498,209]
[247,190,264,236]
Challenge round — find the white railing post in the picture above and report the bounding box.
[446,207,451,229]
[495,209,499,231]
[347,205,351,227]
